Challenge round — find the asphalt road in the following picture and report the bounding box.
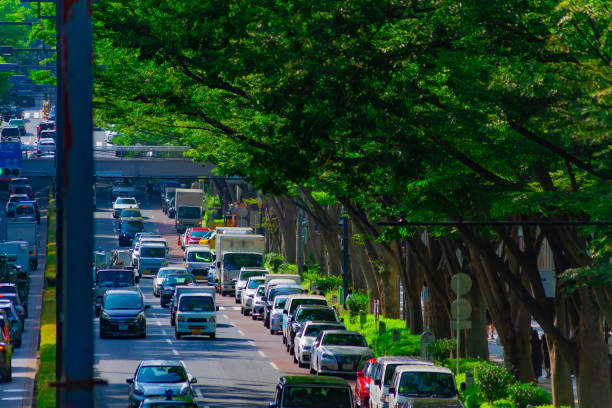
[93,185,293,408]
[0,177,50,407]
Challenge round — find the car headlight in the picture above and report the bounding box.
[180,387,192,397]
[136,312,145,320]
[100,311,111,320]
[133,388,144,396]
[322,353,335,359]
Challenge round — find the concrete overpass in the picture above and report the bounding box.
[21,157,216,179]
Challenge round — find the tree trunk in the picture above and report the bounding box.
[550,298,575,408]
[466,283,489,360]
[269,197,297,263]
[404,252,424,333]
[576,288,612,407]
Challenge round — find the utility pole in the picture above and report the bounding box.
[296,207,304,276]
[53,0,95,405]
[341,207,350,307]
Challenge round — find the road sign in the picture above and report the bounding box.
[451,320,472,330]
[451,299,472,320]
[450,273,472,295]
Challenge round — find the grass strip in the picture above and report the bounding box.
[36,195,56,407]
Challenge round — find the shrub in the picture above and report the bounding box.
[264,252,286,272]
[303,268,342,295]
[429,338,456,362]
[461,384,485,408]
[508,382,551,408]
[476,364,513,402]
[346,291,368,323]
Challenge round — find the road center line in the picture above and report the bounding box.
[161,329,167,335]
[166,339,172,345]
[237,330,245,336]
[269,362,280,370]
[258,350,266,358]
[172,349,179,356]
[156,321,162,326]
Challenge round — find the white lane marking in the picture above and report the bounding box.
[2,389,26,393]
[156,321,161,326]
[258,350,266,358]
[34,111,40,119]
[270,362,280,370]
[161,329,167,335]
[166,339,172,345]
[2,397,25,400]
[222,314,229,319]
[237,330,245,336]
[248,341,255,346]
[218,306,240,311]
[94,354,110,357]
[172,349,179,356]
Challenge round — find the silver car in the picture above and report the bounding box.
[153,267,187,297]
[251,284,266,320]
[240,276,265,316]
[310,330,372,376]
[126,360,197,408]
[293,321,346,367]
[269,295,289,335]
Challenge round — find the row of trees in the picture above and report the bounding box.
[24,0,611,406]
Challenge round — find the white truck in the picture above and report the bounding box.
[216,234,265,296]
[174,188,203,233]
[5,222,38,270]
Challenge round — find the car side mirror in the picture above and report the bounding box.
[374,379,381,386]
[389,387,396,394]
[190,377,197,384]
[126,377,134,384]
[460,382,466,391]
[144,305,150,310]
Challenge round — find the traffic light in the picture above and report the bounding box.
[2,167,20,176]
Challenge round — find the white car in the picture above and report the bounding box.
[36,138,55,155]
[113,196,138,218]
[388,364,464,408]
[369,356,434,408]
[293,321,346,367]
[175,293,217,340]
[112,180,136,199]
[310,330,372,376]
[240,276,265,316]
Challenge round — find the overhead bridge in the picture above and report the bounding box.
[21,145,216,178]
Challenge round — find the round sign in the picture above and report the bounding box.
[238,207,248,218]
[450,273,472,295]
[451,299,472,320]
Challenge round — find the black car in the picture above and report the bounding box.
[287,305,341,353]
[269,376,354,408]
[99,289,148,338]
[0,314,13,382]
[160,274,196,308]
[119,218,144,247]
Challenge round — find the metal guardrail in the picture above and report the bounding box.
[21,145,192,159]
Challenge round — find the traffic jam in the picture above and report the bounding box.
[86,180,465,407]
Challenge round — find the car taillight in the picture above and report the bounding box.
[0,344,4,350]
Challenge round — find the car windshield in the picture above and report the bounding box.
[97,270,134,287]
[322,333,367,347]
[223,253,263,270]
[269,287,302,301]
[158,269,184,278]
[121,220,143,232]
[384,364,402,385]
[189,230,210,238]
[104,293,141,309]
[247,279,264,289]
[179,296,214,312]
[296,308,337,323]
[289,298,327,314]
[398,372,456,397]
[239,270,265,281]
[13,186,30,194]
[137,365,187,383]
[256,286,265,296]
[177,206,200,218]
[8,195,27,202]
[187,251,212,262]
[121,209,141,217]
[116,198,136,205]
[282,385,351,408]
[141,247,166,258]
[1,128,19,137]
[304,324,343,337]
[274,296,288,309]
[165,275,195,285]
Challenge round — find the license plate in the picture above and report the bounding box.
[118,325,128,331]
[196,275,204,280]
[143,270,151,275]
[192,329,202,334]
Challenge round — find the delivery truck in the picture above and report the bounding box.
[5,221,38,270]
[174,188,203,233]
[216,234,265,296]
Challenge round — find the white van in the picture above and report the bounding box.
[388,364,464,408]
[369,356,434,408]
[174,293,218,340]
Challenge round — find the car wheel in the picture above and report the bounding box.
[170,318,175,326]
[251,314,257,320]
[244,309,250,316]
[210,333,216,340]
[15,336,22,348]
[99,330,106,339]
[140,331,146,339]
[240,307,244,315]
[270,328,275,335]
[282,336,286,345]
[293,353,298,364]
[175,331,181,339]
[309,364,315,375]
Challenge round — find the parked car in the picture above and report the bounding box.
[369,356,434,408]
[293,321,346,367]
[355,358,376,408]
[240,276,266,316]
[310,330,372,376]
[269,375,354,408]
[287,305,342,353]
[99,289,148,338]
[388,364,464,408]
[127,360,197,408]
[0,313,12,382]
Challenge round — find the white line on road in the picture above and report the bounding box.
[258,350,266,358]
[166,339,172,345]
[270,362,280,370]
[248,341,255,346]
[237,330,245,336]
[156,321,162,326]
[1,389,26,393]
[222,314,229,319]
[2,397,25,400]
[172,349,179,356]
[161,329,167,335]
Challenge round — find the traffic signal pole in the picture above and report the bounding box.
[54,0,95,405]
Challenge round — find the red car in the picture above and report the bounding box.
[178,227,211,249]
[355,357,376,408]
